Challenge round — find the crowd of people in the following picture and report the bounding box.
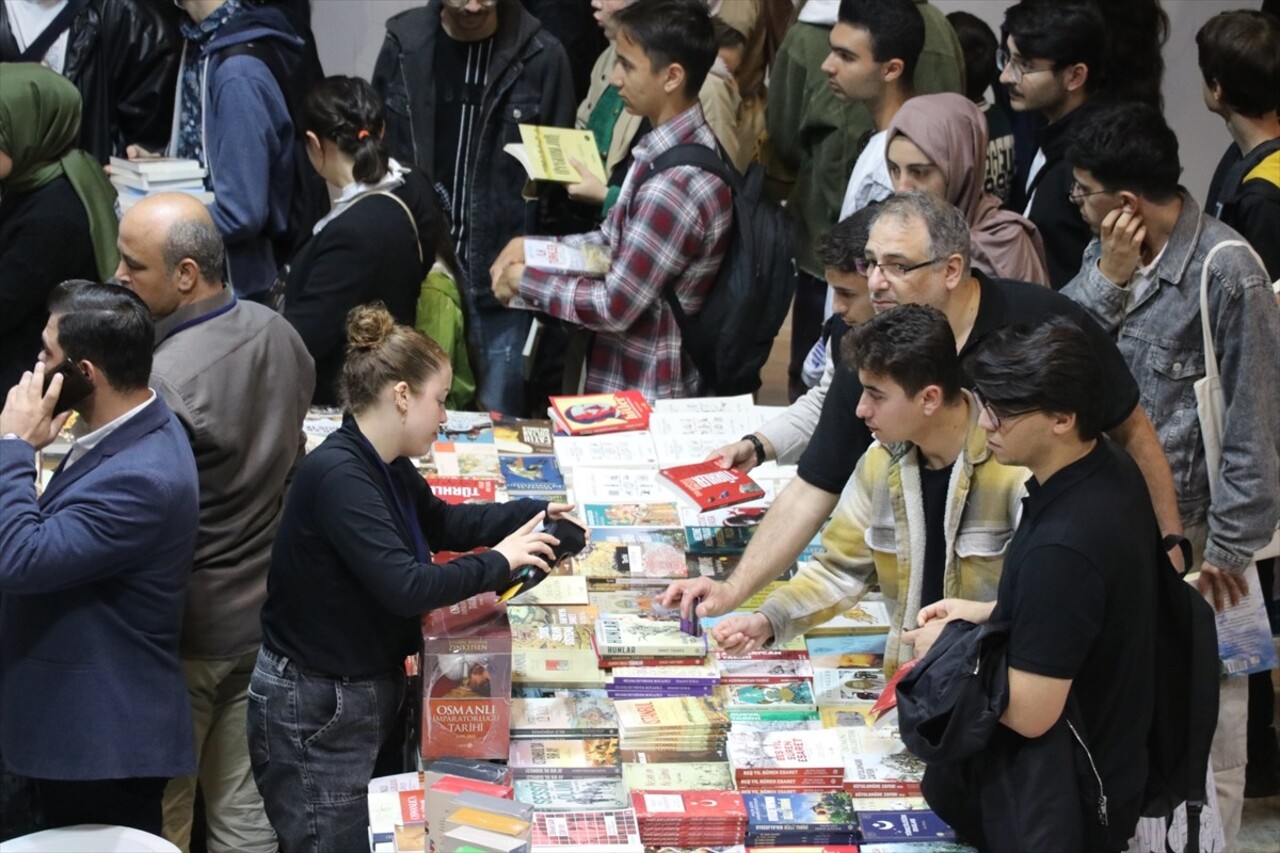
[1,0,1279,851]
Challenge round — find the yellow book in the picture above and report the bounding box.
[442,805,530,838]
[503,125,607,183]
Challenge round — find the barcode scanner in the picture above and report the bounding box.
[499,517,587,602]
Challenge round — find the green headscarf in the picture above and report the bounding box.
[0,63,119,280]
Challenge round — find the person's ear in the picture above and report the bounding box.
[175,258,201,292]
[1049,410,1077,437]
[663,62,686,95]
[1062,61,1089,94]
[942,253,966,292]
[919,384,943,416]
[1118,190,1141,215]
[304,130,322,154]
[78,359,99,391]
[882,57,905,84]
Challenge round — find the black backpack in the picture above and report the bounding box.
[220,39,329,267]
[631,144,797,396]
[1142,538,1219,853]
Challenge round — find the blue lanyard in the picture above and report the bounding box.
[160,295,238,342]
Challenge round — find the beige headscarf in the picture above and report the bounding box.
[887,93,1049,286]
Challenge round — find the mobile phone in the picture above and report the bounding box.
[42,359,94,415]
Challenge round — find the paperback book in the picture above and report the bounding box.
[549,391,653,436]
[508,738,621,780]
[658,461,766,511]
[529,809,644,853]
[421,597,512,761]
[510,697,618,739]
[514,778,631,812]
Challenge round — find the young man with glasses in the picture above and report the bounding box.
[1062,101,1280,850]
[372,0,575,415]
[998,0,1106,288]
[914,317,1160,852]
[661,192,1179,645]
[710,304,1028,677]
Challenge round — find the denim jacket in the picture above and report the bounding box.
[1063,194,1280,572]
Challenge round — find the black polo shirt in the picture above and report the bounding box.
[990,438,1156,847]
[798,272,1141,495]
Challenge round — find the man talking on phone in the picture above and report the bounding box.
[0,282,199,835]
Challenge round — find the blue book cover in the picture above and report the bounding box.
[744,792,858,833]
[499,454,564,493]
[857,809,957,843]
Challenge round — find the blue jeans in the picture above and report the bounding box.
[246,647,404,853]
[465,303,533,416]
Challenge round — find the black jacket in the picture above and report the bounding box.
[0,0,179,163]
[261,417,547,678]
[1006,100,1100,290]
[902,620,1115,852]
[0,176,98,393]
[1206,137,1280,281]
[284,170,442,405]
[371,0,576,301]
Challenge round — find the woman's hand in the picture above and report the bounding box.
[491,512,558,572]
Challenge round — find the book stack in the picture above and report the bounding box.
[367,772,427,853]
[613,696,734,794]
[108,156,212,211]
[421,594,512,761]
[496,415,566,502]
[725,727,862,794]
[507,738,621,781]
[594,613,707,669]
[630,790,747,848]
[606,662,719,700]
[435,791,534,853]
[719,680,819,723]
[510,696,617,741]
[842,751,925,800]
[743,792,860,849]
[528,808,644,853]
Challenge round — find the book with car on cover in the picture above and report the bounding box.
[659,461,766,511]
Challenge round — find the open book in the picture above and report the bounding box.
[503,125,607,184]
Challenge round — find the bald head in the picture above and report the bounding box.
[115,193,226,319]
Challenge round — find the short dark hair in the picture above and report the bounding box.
[947,11,998,103]
[1066,101,1181,203]
[1197,10,1280,119]
[816,201,882,273]
[614,0,717,98]
[162,216,225,282]
[1002,0,1106,95]
[47,281,154,392]
[838,0,926,81]
[711,18,746,52]
[851,304,961,403]
[964,316,1103,441]
[302,75,391,184]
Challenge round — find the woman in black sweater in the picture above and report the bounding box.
[283,76,452,406]
[250,304,573,852]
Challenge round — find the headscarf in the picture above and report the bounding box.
[886,93,1049,286]
[0,63,120,281]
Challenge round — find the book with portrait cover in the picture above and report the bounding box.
[421,595,512,761]
[658,461,766,511]
[549,390,653,436]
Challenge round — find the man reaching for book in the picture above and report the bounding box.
[489,0,733,400]
[710,305,1029,674]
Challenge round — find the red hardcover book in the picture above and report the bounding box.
[548,390,653,436]
[421,595,512,761]
[658,461,766,511]
[425,476,497,505]
[630,790,746,820]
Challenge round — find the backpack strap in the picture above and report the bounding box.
[629,143,738,385]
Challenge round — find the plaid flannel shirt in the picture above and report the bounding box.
[519,104,733,399]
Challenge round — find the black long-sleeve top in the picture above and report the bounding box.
[261,417,546,676]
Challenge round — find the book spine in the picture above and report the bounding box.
[510,766,622,780]
[747,821,859,834]
[734,768,846,781]
[842,780,923,796]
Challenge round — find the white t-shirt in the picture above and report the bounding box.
[839,130,894,220]
[1021,147,1048,216]
[4,0,70,73]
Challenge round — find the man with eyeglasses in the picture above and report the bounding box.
[914,317,1160,851]
[1062,101,1280,850]
[372,0,575,416]
[998,0,1106,289]
[662,192,1180,645]
[708,304,1028,677]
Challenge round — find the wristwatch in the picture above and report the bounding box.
[741,433,766,466]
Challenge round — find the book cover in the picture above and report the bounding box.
[510,697,618,738]
[508,738,621,779]
[507,575,590,606]
[631,790,746,820]
[659,461,766,511]
[529,809,643,853]
[433,441,502,479]
[549,391,653,436]
[443,805,531,838]
[617,746,727,764]
[721,681,816,710]
[553,432,659,469]
[426,476,498,505]
[743,792,857,833]
[523,238,612,276]
[514,778,631,812]
[812,668,888,705]
[572,541,688,581]
[805,601,893,637]
[684,524,758,555]
[422,598,512,761]
[507,603,597,628]
[715,657,814,684]
[614,696,731,732]
[440,825,528,852]
[609,664,719,686]
[500,454,565,494]
[512,650,606,688]
[1212,563,1280,677]
[512,621,594,654]
[621,762,736,791]
[842,752,924,797]
[855,810,956,843]
[504,125,606,183]
[804,635,888,670]
[109,155,205,178]
[595,615,708,658]
[726,729,861,774]
[492,414,556,454]
[584,502,682,528]
[859,844,976,853]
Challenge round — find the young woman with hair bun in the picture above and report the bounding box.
[283,75,474,408]
[249,303,579,850]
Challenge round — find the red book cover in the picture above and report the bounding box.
[867,656,917,724]
[421,595,513,761]
[658,461,766,511]
[429,775,514,800]
[631,790,746,821]
[548,390,653,436]
[425,476,497,505]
